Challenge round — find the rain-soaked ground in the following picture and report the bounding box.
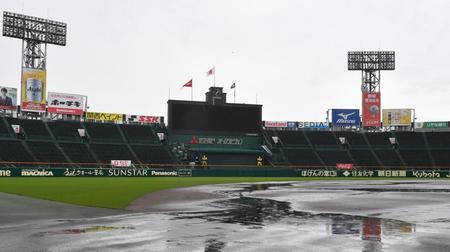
[2,180,450,251]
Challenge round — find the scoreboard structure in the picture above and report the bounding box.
[168,100,262,134]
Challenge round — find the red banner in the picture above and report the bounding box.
[336,163,354,170]
[363,92,381,127]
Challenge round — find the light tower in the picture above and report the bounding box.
[3,11,67,113]
[348,51,395,127]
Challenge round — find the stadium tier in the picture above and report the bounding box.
[0,117,176,166]
[1,116,450,168]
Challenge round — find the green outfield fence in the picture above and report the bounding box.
[0,161,450,178]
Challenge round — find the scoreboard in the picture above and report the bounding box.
[168,100,262,134]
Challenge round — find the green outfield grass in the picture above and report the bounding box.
[0,177,420,209]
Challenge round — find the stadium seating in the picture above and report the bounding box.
[373,149,404,167]
[316,150,352,166]
[0,140,34,162]
[430,150,450,167]
[120,124,159,144]
[398,149,432,167]
[131,145,173,164]
[283,148,323,167]
[26,141,67,163]
[47,120,83,142]
[425,132,450,148]
[59,143,97,163]
[6,118,51,140]
[334,132,368,148]
[394,132,426,148]
[269,130,309,146]
[349,150,380,167]
[84,122,124,143]
[365,132,393,147]
[90,143,136,163]
[305,131,339,147]
[0,117,12,138]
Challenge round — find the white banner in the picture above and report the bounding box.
[48,92,85,115]
[0,86,18,110]
[111,160,132,167]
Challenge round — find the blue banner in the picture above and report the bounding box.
[331,109,360,126]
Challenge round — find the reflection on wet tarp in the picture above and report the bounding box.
[173,193,415,250]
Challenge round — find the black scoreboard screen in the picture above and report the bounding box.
[168,101,262,133]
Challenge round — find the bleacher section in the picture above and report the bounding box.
[6,117,51,140]
[0,140,34,162]
[47,120,83,142]
[120,124,159,144]
[26,142,67,163]
[1,116,450,168]
[84,122,123,143]
[59,143,97,163]
[0,117,175,165]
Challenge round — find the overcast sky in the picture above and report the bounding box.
[1,0,450,122]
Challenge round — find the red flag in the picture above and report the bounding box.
[182,79,192,88]
[206,67,215,76]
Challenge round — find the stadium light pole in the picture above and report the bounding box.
[348,51,395,129]
[3,11,67,115]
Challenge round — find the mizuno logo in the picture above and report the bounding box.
[337,112,355,120]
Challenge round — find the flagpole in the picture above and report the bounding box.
[234,86,236,103]
[213,66,216,87]
[191,84,193,101]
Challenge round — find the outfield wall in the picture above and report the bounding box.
[0,167,449,179]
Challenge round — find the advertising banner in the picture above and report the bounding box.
[1,168,449,178]
[21,68,46,112]
[111,160,132,167]
[0,86,18,110]
[331,109,360,126]
[422,121,450,129]
[382,109,412,126]
[264,121,297,128]
[125,115,162,124]
[362,92,381,127]
[298,121,329,129]
[48,92,85,115]
[336,163,354,170]
[86,112,123,122]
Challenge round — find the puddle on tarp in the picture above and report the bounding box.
[173,194,415,246]
[35,226,135,237]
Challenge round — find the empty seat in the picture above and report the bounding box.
[131,145,173,164]
[374,149,403,167]
[316,150,352,166]
[425,132,450,148]
[90,144,136,163]
[283,148,322,167]
[6,118,51,140]
[399,149,432,167]
[394,132,425,147]
[59,143,97,163]
[365,133,393,147]
[430,150,450,167]
[0,140,34,162]
[349,150,379,167]
[306,131,338,147]
[120,124,158,144]
[270,130,309,146]
[334,132,368,147]
[26,142,67,162]
[47,120,83,142]
[84,122,123,143]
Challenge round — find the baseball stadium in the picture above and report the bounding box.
[2,5,450,252]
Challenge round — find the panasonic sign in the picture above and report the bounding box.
[331,109,360,126]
